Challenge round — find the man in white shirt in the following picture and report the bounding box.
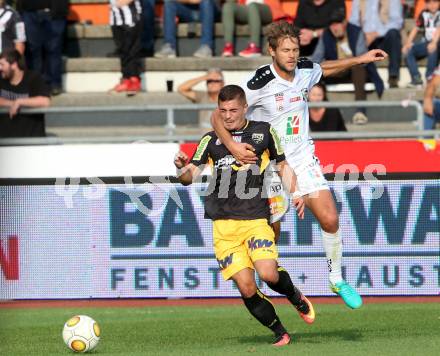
[211,20,387,310]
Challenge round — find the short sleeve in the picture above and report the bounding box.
[11,12,26,42]
[29,72,51,97]
[267,124,285,163]
[190,134,212,166]
[241,77,261,121]
[241,78,259,108]
[309,63,323,90]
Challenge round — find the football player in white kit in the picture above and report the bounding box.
[211,21,388,309]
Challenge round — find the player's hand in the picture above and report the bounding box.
[9,100,21,118]
[230,142,257,165]
[358,49,388,64]
[174,151,188,169]
[428,42,437,54]
[402,43,412,55]
[292,196,305,219]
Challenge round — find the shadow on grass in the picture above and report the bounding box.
[235,329,363,345]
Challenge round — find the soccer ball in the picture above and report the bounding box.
[62,315,100,353]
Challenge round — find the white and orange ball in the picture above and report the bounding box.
[62,315,100,353]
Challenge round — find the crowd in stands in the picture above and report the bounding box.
[1,0,439,138]
[0,0,68,138]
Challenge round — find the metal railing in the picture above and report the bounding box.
[0,100,435,145]
[1,130,439,146]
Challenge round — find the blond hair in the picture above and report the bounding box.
[265,21,300,50]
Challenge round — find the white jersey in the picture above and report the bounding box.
[242,58,322,168]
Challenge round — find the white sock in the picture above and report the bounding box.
[322,229,343,285]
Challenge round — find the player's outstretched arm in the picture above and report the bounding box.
[210,109,257,164]
[276,160,304,219]
[174,151,200,186]
[321,49,388,77]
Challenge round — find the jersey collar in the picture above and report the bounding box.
[230,119,249,134]
[270,63,299,87]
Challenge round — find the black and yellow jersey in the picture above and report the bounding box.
[190,120,286,221]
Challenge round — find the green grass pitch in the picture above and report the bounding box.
[1,302,439,356]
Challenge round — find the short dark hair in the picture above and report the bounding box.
[265,20,300,50]
[218,85,246,105]
[0,49,26,70]
[329,7,346,24]
[312,82,329,101]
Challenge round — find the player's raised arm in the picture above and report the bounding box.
[211,108,257,164]
[321,49,388,77]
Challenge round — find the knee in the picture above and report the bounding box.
[320,211,339,233]
[386,29,401,42]
[258,269,279,285]
[237,281,257,298]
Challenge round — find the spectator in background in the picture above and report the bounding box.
[309,82,347,131]
[178,68,224,129]
[349,0,403,88]
[0,49,50,137]
[0,0,26,54]
[423,65,440,128]
[221,0,287,58]
[155,0,220,58]
[403,0,440,87]
[17,0,68,96]
[140,0,156,57]
[295,0,346,57]
[109,0,143,94]
[311,8,384,125]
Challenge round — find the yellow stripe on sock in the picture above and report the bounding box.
[256,289,274,306]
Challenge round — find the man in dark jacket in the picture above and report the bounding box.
[311,8,384,125]
[295,0,346,56]
[16,0,69,95]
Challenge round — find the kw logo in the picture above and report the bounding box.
[217,254,233,270]
[248,237,273,251]
[286,115,300,135]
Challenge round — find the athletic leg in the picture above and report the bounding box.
[295,156,362,309]
[254,259,315,324]
[232,268,290,345]
[303,189,362,309]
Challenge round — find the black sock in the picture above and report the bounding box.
[242,290,287,336]
[266,267,302,305]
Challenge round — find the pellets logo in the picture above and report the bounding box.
[286,115,300,135]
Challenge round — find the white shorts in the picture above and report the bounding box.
[265,168,290,224]
[266,155,329,223]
